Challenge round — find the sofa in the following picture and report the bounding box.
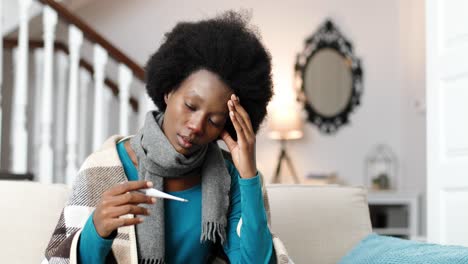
[0,180,69,264]
[0,181,372,263]
[267,185,372,263]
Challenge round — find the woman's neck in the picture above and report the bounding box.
[123,140,201,192]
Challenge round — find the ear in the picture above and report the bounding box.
[164,93,171,104]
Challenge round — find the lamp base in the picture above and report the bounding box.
[271,140,300,184]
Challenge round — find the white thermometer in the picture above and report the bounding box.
[138,188,188,202]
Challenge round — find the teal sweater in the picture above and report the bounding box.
[78,141,274,263]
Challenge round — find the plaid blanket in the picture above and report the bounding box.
[43,135,293,264]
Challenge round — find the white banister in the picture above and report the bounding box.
[118,64,132,135]
[32,48,44,175]
[0,0,3,162]
[65,25,83,186]
[38,6,57,184]
[0,0,3,87]
[78,68,91,164]
[139,92,153,127]
[54,51,68,183]
[102,85,112,139]
[11,0,32,174]
[92,44,108,150]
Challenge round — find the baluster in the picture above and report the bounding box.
[38,6,57,184]
[65,25,83,186]
[103,85,113,138]
[11,0,32,174]
[118,64,132,135]
[92,45,108,150]
[78,68,91,164]
[54,51,68,183]
[0,0,3,86]
[0,0,3,162]
[143,91,155,125]
[32,48,44,175]
[129,89,142,133]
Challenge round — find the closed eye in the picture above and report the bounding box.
[185,103,196,111]
[209,119,223,128]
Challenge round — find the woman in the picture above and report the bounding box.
[44,11,290,264]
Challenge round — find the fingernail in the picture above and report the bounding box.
[230,111,234,117]
[139,218,144,223]
[146,209,151,215]
[151,198,156,203]
[147,181,153,187]
[228,101,233,107]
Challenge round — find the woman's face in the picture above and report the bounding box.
[162,69,232,156]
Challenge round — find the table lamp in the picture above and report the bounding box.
[268,104,303,183]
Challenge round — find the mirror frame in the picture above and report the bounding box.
[295,19,363,134]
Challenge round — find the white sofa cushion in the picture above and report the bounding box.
[266,185,372,264]
[0,181,70,264]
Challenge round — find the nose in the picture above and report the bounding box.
[187,114,205,136]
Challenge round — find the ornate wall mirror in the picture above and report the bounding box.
[295,19,363,134]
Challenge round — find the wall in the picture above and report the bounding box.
[74,0,426,233]
[397,0,426,235]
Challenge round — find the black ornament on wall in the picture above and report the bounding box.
[295,19,363,134]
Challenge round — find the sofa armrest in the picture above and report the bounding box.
[0,180,70,263]
[266,185,372,264]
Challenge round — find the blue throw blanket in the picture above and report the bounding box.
[339,233,468,264]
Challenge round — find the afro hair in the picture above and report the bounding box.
[144,11,274,139]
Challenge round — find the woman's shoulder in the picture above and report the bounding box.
[71,137,127,201]
[80,136,126,175]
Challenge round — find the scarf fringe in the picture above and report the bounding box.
[139,258,164,264]
[201,221,226,245]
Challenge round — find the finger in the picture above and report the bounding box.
[229,109,247,143]
[108,204,151,218]
[106,180,153,196]
[220,130,237,152]
[230,94,253,134]
[108,191,156,206]
[228,98,254,144]
[230,106,254,145]
[108,217,144,230]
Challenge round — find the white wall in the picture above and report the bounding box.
[74,0,426,231]
[397,0,426,235]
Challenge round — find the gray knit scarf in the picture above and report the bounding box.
[129,111,231,264]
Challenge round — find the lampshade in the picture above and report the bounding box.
[268,103,304,140]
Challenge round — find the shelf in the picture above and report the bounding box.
[367,191,421,239]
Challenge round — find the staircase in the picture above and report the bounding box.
[0,0,147,184]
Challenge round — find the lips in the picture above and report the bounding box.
[177,134,194,148]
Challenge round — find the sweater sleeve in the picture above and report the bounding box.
[223,161,274,264]
[78,212,115,264]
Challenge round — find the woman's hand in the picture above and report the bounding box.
[221,94,257,179]
[93,180,155,238]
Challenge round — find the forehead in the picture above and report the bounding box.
[177,69,232,104]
